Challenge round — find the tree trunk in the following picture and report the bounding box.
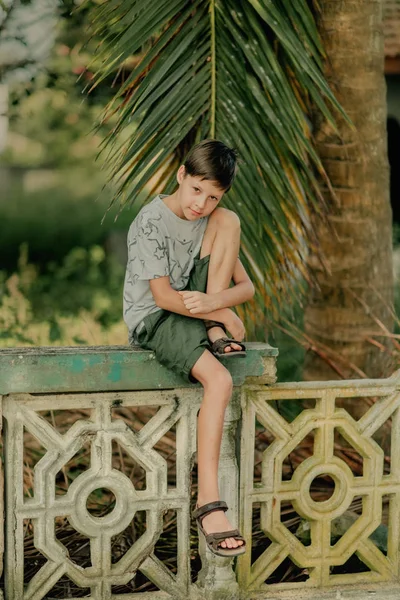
[303,0,394,381]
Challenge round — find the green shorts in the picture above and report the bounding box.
[135,253,212,384]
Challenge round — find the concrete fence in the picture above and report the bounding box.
[0,345,399,600]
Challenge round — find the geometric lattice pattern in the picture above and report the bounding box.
[238,373,400,594]
[3,389,201,600]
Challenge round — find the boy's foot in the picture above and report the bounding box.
[195,499,244,549]
[207,326,243,353]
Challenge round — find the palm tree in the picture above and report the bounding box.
[302,0,394,381]
[89,0,395,382]
[89,0,351,325]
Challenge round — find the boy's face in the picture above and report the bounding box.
[176,165,226,220]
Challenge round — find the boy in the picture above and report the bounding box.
[123,139,255,557]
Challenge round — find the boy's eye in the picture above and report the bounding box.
[193,187,218,201]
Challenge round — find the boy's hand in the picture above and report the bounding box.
[178,290,217,314]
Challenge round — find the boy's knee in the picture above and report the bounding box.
[210,207,240,231]
[204,366,233,394]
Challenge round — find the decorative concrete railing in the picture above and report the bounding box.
[0,344,276,600]
[238,370,400,599]
[0,345,399,600]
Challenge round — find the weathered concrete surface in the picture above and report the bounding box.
[238,370,400,597]
[0,343,278,394]
[4,344,400,600]
[1,343,277,600]
[249,584,400,599]
[4,388,203,599]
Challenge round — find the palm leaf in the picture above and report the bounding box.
[89,0,354,330]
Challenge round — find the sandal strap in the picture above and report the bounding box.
[207,532,247,552]
[204,319,226,333]
[211,338,246,354]
[223,338,246,350]
[206,529,242,542]
[193,500,228,521]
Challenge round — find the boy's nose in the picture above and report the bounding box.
[195,198,207,210]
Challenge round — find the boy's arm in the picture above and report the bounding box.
[149,277,239,331]
[178,257,255,314]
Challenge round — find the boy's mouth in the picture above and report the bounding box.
[190,208,202,216]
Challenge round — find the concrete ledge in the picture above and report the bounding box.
[0,343,278,394]
[248,583,400,599]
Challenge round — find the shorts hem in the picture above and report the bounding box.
[181,346,208,384]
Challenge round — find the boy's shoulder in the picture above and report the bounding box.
[129,196,166,237]
[134,195,161,219]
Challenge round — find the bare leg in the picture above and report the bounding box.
[200,208,242,352]
[191,349,244,549]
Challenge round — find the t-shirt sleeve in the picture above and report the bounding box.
[126,210,170,281]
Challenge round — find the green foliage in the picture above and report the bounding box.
[0,0,142,346]
[5,57,112,169]
[5,84,103,168]
[3,0,130,170]
[0,169,140,269]
[0,243,127,347]
[27,245,124,326]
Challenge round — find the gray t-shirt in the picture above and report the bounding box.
[123,194,209,342]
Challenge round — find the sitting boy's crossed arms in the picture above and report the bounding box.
[149,254,254,342]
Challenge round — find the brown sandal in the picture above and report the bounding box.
[204,320,247,358]
[210,337,246,358]
[192,500,246,557]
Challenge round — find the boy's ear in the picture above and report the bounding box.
[176,165,186,185]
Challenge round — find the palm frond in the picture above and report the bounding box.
[89,0,353,327]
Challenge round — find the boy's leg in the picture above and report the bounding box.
[189,207,245,550]
[200,207,243,352]
[191,350,244,549]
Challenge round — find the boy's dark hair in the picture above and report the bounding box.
[183,139,239,192]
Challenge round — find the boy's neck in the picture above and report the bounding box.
[161,190,186,220]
